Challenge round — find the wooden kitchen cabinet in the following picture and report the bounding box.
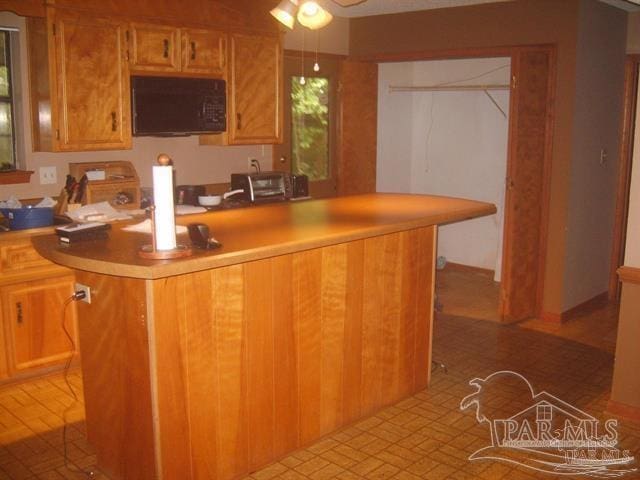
[53,12,131,150]
[28,6,280,151]
[129,23,180,72]
[28,11,131,152]
[181,28,226,75]
[228,33,282,144]
[129,24,226,76]
[0,234,77,381]
[1,276,77,374]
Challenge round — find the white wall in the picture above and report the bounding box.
[562,0,626,309]
[624,83,640,268]
[283,15,349,55]
[376,62,414,193]
[377,58,510,279]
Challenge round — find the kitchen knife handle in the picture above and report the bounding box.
[163,39,169,58]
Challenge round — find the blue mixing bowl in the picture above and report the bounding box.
[0,207,54,230]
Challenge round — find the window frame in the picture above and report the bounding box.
[272,52,341,199]
[0,28,18,171]
[290,75,331,182]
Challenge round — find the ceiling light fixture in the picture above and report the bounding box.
[270,0,333,30]
[270,0,299,30]
[297,1,333,29]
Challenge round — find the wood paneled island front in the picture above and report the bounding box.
[33,194,495,480]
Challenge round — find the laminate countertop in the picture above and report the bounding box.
[32,193,496,280]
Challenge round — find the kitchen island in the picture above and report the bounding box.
[33,193,495,480]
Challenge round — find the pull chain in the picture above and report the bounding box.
[300,28,306,85]
[314,30,320,72]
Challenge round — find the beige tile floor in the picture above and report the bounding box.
[0,270,638,480]
[436,264,501,323]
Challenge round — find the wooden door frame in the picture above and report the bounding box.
[348,45,556,321]
[609,54,640,301]
[502,45,556,322]
[272,49,346,198]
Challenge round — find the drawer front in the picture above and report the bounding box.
[1,243,51,273]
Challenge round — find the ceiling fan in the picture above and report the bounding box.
[270,0,366,30]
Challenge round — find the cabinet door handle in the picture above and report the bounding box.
[16,302,22,324]
[163,39,169,58]
[111,112,117,132]
[190,41,196,60]
[236,113,242,130]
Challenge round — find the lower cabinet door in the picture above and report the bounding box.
[2,276,78,373]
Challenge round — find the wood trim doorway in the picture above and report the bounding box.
[609,54,640,301]
[352,45,556,323]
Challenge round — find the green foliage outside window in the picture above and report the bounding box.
[291,77,329,181]
[0,30,16,170]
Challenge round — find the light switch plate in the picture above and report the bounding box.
[39,166,57,185]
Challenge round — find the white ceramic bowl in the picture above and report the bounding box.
[198,195,222,207]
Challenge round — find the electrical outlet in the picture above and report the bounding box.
[248,158,261,172]
[39,166,57,185]
[74,283,92,304]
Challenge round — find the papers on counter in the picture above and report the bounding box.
[122,219,188,235]
[66,201,133,223]
[175,204,207,215]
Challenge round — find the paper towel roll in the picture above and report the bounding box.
[152,165,177,250]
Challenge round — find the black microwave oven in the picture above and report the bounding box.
[131,76,226,136]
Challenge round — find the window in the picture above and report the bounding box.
[273,54,338,198]
[0,29,16,171]
[291,76,330,182]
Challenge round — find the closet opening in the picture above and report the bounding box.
[377,57,510,323]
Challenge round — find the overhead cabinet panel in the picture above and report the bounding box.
[52,12,132,150]
[181,28,226,76]
[129,24,226,76]
[129,23,181,72]
[29,9,280,152]
[229,33,282,144]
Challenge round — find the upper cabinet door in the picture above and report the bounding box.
[129,23,180,72]
[181,28,226,76]
[229,33,282,145]
[53,12,131,151]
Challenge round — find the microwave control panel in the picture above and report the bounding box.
[203,96,226,130]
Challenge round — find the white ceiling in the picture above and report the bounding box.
[326,0,640,17]
[327,0,512,17]
[600,0,640,11]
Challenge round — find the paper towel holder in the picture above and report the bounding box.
[139,154,193,259]
[139,206,193,259]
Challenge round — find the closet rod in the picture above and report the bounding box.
[389,84,510,93]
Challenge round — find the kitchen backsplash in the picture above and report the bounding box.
[2,136,271,201]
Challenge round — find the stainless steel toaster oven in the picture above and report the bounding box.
[230,172,288,203]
